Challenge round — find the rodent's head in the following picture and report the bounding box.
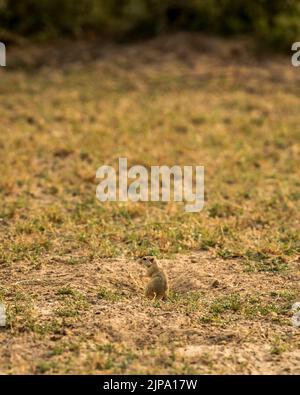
[138,256,159,275]
[138,255,156,266]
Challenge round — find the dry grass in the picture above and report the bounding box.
[0,33,300,374]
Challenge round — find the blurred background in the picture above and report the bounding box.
[0,0,299,50]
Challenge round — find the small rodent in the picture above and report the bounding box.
[139,256,169,300]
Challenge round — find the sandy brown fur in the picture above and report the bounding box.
[138,256,169,300]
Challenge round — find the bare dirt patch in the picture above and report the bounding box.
[3,251,299,374]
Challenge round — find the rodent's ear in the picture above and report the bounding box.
[149,256,155,262]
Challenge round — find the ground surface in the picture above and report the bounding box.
[0,33,300,374]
